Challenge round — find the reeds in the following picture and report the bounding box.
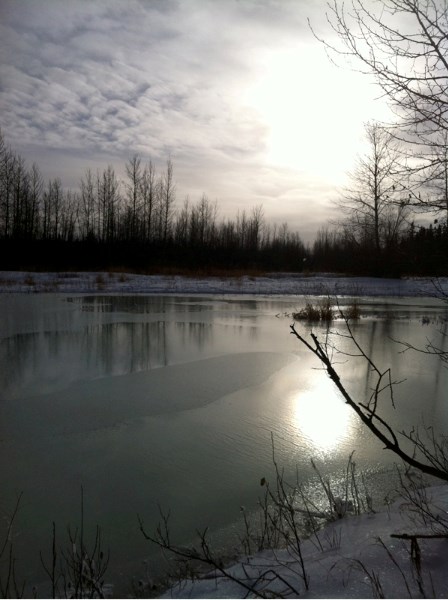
[293,297,361,322]
[293,298,334,322]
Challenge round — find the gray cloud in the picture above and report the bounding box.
[0,0,350,241]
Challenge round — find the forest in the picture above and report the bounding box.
[0,127,447,276]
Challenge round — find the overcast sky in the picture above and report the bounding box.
[0,0,391,242]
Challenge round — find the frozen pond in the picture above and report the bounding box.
[0,293,447,595]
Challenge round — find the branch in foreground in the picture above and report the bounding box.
[290,323,448,483]
[138,509,302,599]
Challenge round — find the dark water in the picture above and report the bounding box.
[0,293,447,595]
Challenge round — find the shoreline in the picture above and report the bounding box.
[1,270,447,297]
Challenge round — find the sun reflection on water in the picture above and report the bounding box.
[293,375,354,455]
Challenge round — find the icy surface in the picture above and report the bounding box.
[0,270,447,296]
[2,271,447,597]
[2,352,293,438]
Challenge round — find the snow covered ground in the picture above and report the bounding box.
[162,484,448,599]
[0,270,447,296]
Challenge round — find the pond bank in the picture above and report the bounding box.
[1,270,447,296]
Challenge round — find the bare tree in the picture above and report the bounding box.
[236,209,249,250]
[248,204,265,251]
[99,166,120,243]
[125,154,142,240]
[159,158,176,243]
[174,196,190,246]
[140,160,158,242]
[189,194,218,246]
[80,169,96,240]
[312,0,448,212]
[60,190,79,242]
[27,163,43,239]
[0,130,15,238]
[419,132,448,219]
[337,122,408,253]
[313,0,448,136]
[1,134,41,240]
[42,178,63,240]
[11,155,29,239]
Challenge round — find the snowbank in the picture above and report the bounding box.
[0,270,447,296]
[163,485,448,599]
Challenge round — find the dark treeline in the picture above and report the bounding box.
[310,121,448,276]
[312,221,448,276]
[1,130,447,275]
[0,134,305,272]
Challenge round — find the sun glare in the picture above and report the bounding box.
[293,375,353,454]
[245,47,391,180]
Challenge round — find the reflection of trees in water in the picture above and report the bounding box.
[174,321,212,351]
[351,317,445,431]
[0,315,263,400]
[0,332,41,396]
[174,320,260,351]
[425,319,447,416]
[76,295,214,316]
[1,322,171,399]
[78,322,169,374]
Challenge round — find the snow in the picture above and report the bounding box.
[0,270,447,297]
[2,269,447,598]
[162,485,448,599]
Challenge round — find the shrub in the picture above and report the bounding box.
[293,299,334,322]
[343,299,361,320]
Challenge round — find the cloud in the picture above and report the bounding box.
[1,0,314,145]
[0,0,362,242]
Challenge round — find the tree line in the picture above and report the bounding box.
[0,132,306,272]
[1,126,447,275]
[2,1,448,276]
[308,0,448,276]
[2,0,448,281]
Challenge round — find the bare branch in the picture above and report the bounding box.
[290,323,448,482]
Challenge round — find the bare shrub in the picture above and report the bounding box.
[343,299,361,320]
[0,493,25,598]
[139,445,374,597]
[40,488,111,599]
[293,298,334,322]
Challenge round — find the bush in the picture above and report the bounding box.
[293,298,334,322]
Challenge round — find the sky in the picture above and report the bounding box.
[0,0,393,243]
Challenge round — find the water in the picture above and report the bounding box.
[0,293,447,595]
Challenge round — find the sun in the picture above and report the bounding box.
[292,375,354,454]
[244,46,391,181]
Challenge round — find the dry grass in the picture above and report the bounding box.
[293,298,334,322]
[293,298,361,323]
